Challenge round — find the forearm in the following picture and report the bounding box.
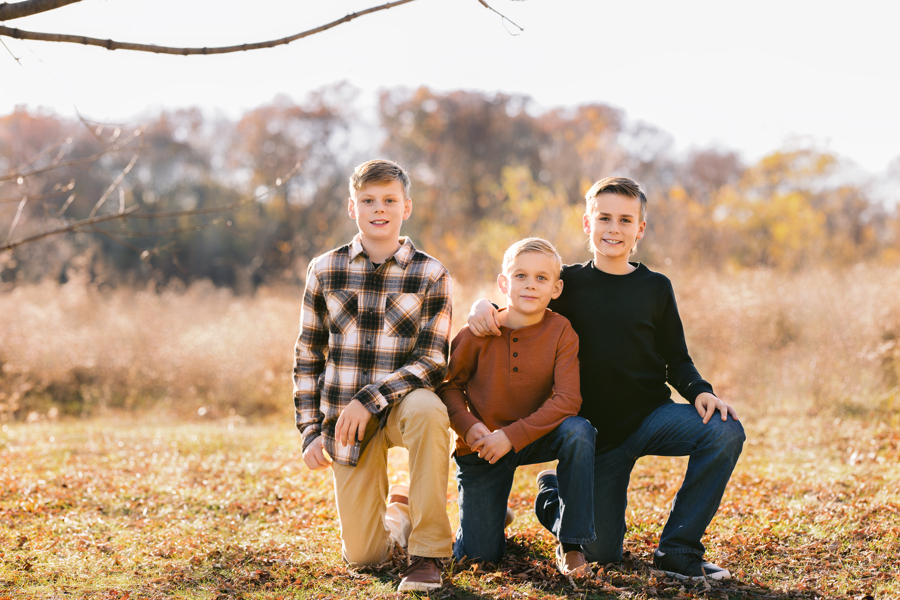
[440,388,481,439]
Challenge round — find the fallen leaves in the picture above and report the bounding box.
[1,418,898,598]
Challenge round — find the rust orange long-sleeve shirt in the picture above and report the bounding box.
[438,309,583,456]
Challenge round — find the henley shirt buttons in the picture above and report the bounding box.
[513,338,518,342]
[513,352,518,357]
[513,367,518,372]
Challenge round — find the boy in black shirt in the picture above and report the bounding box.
[468,177,745,580]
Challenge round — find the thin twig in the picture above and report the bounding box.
[87,150,140,219]
[7,195,27,241]
[476,0,524,33]
[0,36,21,64]
[2,139,67,181]
[0,0,419,55]
[58,192,75,216]
[0,204,140,251]
[0,128,142,182]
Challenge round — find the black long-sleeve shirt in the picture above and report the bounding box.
[548,261,714,453]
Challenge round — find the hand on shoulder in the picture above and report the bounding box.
[467,298,501,337]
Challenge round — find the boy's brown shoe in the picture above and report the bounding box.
[398,555,442,592]
[555,544,591,578]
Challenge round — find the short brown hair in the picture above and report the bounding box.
[349,159,410,197]
[502,237,562,278]
[584,176,647,222]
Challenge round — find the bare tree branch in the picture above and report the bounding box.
[0,128,142,182]
[0,0,82,22]
[1,204,140,251]
[0,0,418,55]
[1,158,304,252]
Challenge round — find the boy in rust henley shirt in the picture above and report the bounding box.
[439,238,596,577]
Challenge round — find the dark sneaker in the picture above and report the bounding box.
[555,544,592,578]
[398,555,442,592]
[536,468,557,491]
[652,550,731,581]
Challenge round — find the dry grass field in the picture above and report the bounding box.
[2,265,900,598]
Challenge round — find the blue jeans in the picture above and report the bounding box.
[453,416,597,562]
[535,402,745,562]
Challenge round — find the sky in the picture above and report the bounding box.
[3,0,900,174]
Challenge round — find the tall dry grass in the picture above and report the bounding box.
[2,265,899,423]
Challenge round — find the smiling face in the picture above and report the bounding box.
[498,251,564,327]
[348,179,412,247]
[583,192,646,272]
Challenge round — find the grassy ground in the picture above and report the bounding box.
[2,412,898,599]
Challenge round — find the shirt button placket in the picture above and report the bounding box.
[512,337,518,373]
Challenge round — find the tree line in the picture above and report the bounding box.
[2,84,898,293]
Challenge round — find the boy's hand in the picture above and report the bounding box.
[335,399,371,447]
[695,392,739,424]
[468,298,502,337]
[302,436,332,470]
[471,429,513,464]
[464,422,491,448]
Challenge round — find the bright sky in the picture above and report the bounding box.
[3,0,900,174]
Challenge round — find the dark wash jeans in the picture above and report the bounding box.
[453,416,597,563]
[535,402,745,562]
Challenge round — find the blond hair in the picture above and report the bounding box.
[502,237,562,277]
[349,159,411,197]
[584,176,647,222]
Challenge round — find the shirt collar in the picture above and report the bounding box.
[348,234,416,269]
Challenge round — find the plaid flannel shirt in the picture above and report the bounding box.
[293,234,453,467]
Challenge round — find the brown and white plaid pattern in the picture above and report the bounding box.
[293,234,453,466]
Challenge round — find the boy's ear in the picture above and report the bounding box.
[497,273,509,295]
[551,278,564,300]
[348,197,356,219]
[402,197,412,220]
[582,212,592,235]
[636,219,646,240]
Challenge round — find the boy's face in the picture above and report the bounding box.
[348,179,412,244]
[497,252,564,318]
[582,193,646,261]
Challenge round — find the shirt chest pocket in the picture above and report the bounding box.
[384,293,423,338]
[325,291,358,336]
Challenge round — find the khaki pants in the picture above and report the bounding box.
[332,388,453,566]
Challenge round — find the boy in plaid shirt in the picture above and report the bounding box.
[293,159,453,593]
